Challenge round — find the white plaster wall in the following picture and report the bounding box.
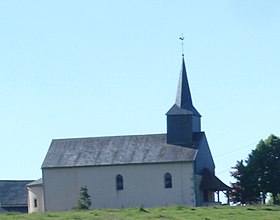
[27,185,44,213]
[43,162,195,211]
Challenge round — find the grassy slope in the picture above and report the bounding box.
[1,206,280,220]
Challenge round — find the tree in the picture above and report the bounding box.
[76,186,92,210]
[230,160,260,205]
[247,135,280,204]
[230,134,280,205]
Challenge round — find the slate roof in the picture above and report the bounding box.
[0,180,33,207]
[166,57,201,117]
[166,103,201,117]
[42,134,198,169]
[26,178,43,187]
[193,132,205,145]
[200,169,231,191]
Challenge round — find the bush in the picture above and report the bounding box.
[76,186,92,210]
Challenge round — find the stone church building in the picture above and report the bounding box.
[27,55,230,213]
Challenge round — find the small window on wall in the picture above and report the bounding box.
[116,174,124,190]
[164,173,172,188]
[34,198,38,208]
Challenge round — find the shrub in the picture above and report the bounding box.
[76,186,92,210]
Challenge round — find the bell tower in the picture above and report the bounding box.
[166,55,201,147]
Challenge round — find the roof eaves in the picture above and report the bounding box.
[42,159,195,169]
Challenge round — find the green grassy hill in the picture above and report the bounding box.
[1,205,280,220]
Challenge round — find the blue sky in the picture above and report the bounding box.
[1,0,280,196]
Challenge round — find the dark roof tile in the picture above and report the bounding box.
[200,169,231,191]
[26,179,42,187]
[42,134,197,168]
[0,180,33,206]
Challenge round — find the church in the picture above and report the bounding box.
[27,54,230,213]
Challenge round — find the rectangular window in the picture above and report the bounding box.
[34,198,38,208]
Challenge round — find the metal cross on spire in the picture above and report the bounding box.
[179,33,185,57]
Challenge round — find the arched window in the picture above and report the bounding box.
[164,173,172,188]
[116,174,124,190]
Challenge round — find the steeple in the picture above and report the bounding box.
[167,55,201,117]
[166,55,201,147]
[176,57,193,109]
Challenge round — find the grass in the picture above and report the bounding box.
[1,205,280,220]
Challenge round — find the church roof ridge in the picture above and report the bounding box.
[51,133,166,142]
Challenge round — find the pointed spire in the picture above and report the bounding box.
[175,57,193,109]
[166,36,201,117]
[166,55,201,117]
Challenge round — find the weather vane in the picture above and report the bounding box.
[179,33,185,56]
